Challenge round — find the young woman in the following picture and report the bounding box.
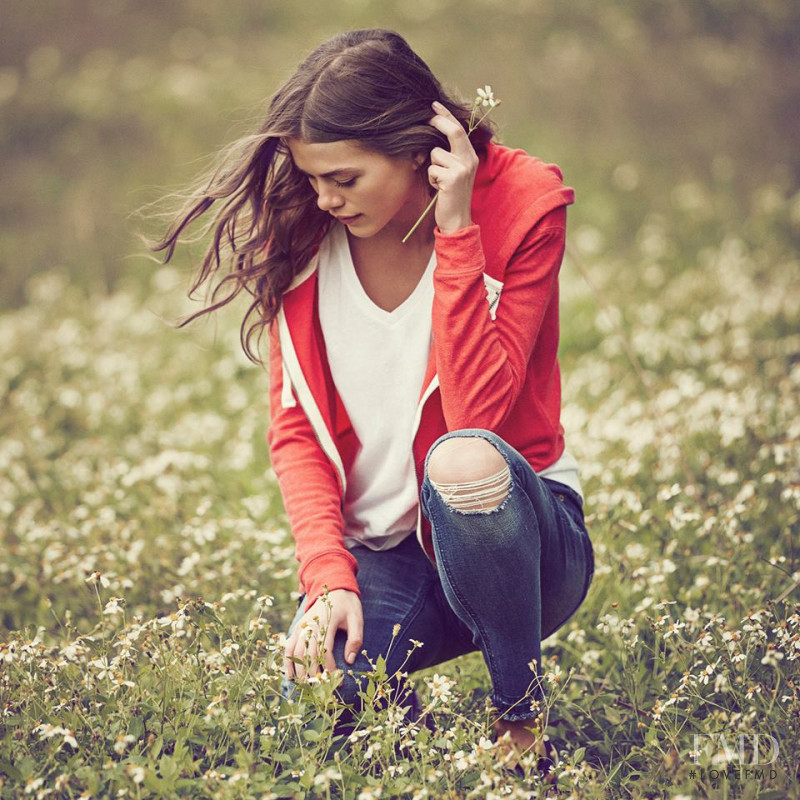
[153,28,594,782]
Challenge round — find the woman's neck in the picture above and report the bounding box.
[350,217,435,256]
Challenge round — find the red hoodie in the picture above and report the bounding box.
[267,140,575,612]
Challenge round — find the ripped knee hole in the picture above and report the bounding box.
[429,463,512,513]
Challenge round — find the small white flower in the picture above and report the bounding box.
[126,765,146,784]
[34,723,58,739]
[221,641,240,656]
[424,673,455,703]
[24,777,46,794]
[761,649,784,667]
[114,734,136,755]
[103,597,124,616]
[34,724,78,749]
[663,619,686,639]
[731,652,747,664]
[545,663,563,684]
[90,657,112,680]
[85,571,110,588]
[476,85,497,108]
[697,658,721,685]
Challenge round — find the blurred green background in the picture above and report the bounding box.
[1,0,798,307]
[2,10,799,793]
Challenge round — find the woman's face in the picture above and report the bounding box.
[286,138,430,240]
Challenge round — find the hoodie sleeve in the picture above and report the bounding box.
[431,205,567,431]
[267,318,360,613]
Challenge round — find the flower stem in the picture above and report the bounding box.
[401,193,438,244]
[401,98,501,243]
[472,99,501,130]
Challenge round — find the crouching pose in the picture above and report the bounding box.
[154,27,595,785]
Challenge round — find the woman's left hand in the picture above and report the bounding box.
[427,101,478,234]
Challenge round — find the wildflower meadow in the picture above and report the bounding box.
[2,2,799,798]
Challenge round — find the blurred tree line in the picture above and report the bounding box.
[1,0,798,306]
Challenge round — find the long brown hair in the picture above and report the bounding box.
[149,29,496,363]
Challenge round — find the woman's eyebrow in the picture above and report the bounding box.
[295,166,359,178]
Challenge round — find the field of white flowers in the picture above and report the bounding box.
[2,186,798,798]
[3,2,800,797]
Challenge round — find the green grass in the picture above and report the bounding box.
[1,206,798,797]
[2,2,800,796]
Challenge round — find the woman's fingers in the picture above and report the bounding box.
[283,626,304,681]
[429,145,460,166]
[284,616,329,682]
[283,590,364,682]
[283,645,294,681]
[283,636,298,681]
[426,101,479,233]
[285,625,311,683]
[323,623,338,673]
[427,154,475,189]
[428,147,474,181]
[345,609,364,665]
[304,633,319,679]
[294,633,308,683]
[429,101,474,159]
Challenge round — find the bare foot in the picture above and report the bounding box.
[494,717,557,785]
[494,717,548,757]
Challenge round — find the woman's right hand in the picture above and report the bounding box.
[282,589,363,682]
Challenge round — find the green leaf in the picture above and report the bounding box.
[159,754,179,784]
[128,717,144,739]
[373,654,388,680]
[0,761,21,781]
[742,783,758,800]
[150,735,164,759]
[300,769,315,789]
[15,758,36,780]
[604,705,623,725]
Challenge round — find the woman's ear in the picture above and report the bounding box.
[412,151,426,170]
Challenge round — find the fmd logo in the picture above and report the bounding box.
[691,733,779,765]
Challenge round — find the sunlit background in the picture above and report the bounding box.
[1,3,799,796]
[2,0,798,302]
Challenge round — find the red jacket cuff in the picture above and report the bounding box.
[433,224,485,273]
[302,552,360,613]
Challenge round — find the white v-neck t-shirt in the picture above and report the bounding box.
[317,224,436,551]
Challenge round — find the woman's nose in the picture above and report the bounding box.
[316,184,344,212]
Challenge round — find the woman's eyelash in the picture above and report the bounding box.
[305,175,356,189]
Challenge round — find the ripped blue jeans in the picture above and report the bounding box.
[281,428,595,724]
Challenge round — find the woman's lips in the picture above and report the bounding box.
[335,214,361,224]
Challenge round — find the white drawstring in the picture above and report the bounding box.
[281,361,296,408]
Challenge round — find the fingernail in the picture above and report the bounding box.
[432,100,443,109]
